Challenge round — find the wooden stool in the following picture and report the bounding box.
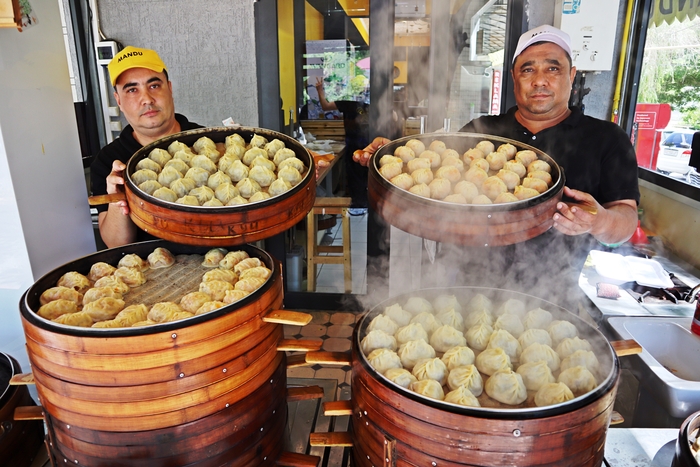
[306,197,352,293]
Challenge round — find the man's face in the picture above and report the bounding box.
[113,67,175,140]
[511,42,576,121]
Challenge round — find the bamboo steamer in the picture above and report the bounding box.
[116,126,314,247]
[20,240,288,466]
[351,287,620,467]
[368,133,565,247]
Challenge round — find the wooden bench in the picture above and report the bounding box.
[306,197,352,293]
[300,119,345,141]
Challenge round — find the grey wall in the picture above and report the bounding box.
[96,0,259,128]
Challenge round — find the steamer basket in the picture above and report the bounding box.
[352,287,619,467]
[122,126,315,247]
[20,240,288,466]
[368,133,565,246]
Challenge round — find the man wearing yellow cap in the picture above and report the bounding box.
[90,46,202,248]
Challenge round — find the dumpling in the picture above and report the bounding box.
[475,347,512,376]
[223,289,250,304]
[53,311,93,327]
[433,294,463,315]
[57,271,91,294]
[390,173,414,191]
[82,297,125,322]
[380,154,404,168]
[234,276,266,292]
[214,183,240,204]
[147,247,175,269]
[524,308,553,330]
[394,145,416,162]
[481,176,508,200]
[170,177,197,198]
[199,279,233,301]
[472,194,493,205]
[465,323,494,351]
[195,301,226,315]
[419,150,441,168]
[189,186,216,205]
[486,329,522,362]
[497,143,517,159]
[548,320,578,346]
[242,147,267,166]
[384,368,417,389]
[87,262,117,283]
[233,257,263,275]
[147,301,185,323]
[367,348,402,374]
[428,178,451,200]
[202,248,228,268]
[513,185,540,200]
[504,160,527,179]
[403,297,433,315]
[409,312,441,336]
[249,165,277,187]
[227,195,249,206]
[184,167,211,188]
[277,166,303,186]
[485,369,527,405]
[202,198,224,207]
[560,349,600,374]
[383,303,412,327]
[157,166,183,186]
[518,328,553,350]
[467,293,493,314]
[193,136,217,154]
[38,299,78,320]
[172,149,194,165]
[93,276,130,295]
[136,157,162,173]
[380,162,402,180]
[132,169,159,186]
[515,150,538,167]
[444,386,480,407]
[521,177,549,194]
[464,310,493,329]
[495,298,526,319]
[250,155,277,172]
[264,138,286,158]
[207,171,233,191]
[486,151,507,171]
[516,360,556,391]
[528,170,552,186]
[407,157,431,173]
[528,159,552,173]
[272,147,296,165]
[404,139,425,156]
[249,134,268,149]
[397,339,435,370]
[118,253,149,271]
[239,266,272,280]
[534,382,574,407]
[361,329,397,354]
[493,313,525,338]
[218,250,250,270]
[138,180,163,195]
[40,286,83,307]
[82,286,122,306]
[367,314,399,335]
[236,177,262,198]
[519,342,560,372]
[429,325,467,353]
[202,268,238,284]
[250,193,271,203]
[441,346,475,370]
[557,366,597,394]
[428,140,446,154]
[447,364,483,396]
[277,156,305,173]
[152,186,178,202]
[225,133,245,148]
[463,167,489,187]
[225,160,250,182]
[268,178,292,197]
[556,336,592,359]
[409,379,444,400]
[163,158,190,175]
[112,304,149,327]
[435,165,461,184]
[394,322,428,345]
[494,192,518,204]
[113,266,147,287]
[475,140,495,156]
[435,308,464,332]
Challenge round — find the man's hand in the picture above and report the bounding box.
[311,151,330,179]
[107,160,130,216]
[354,136,391,167]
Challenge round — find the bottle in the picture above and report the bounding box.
[630,220,649,245]
[692,297,700,336]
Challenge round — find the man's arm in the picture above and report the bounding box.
[314,78,338,112]
[97,160,138,248]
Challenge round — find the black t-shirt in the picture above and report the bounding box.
[89,114,203,241]
[335,100,370,154]
[448,106,641,302]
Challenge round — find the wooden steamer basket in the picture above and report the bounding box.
[90,126,315,247]
[351,287,620,467]
[19,240,317,467]
[368,133,565,246]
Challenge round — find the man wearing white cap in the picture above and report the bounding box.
[90,46,202,248]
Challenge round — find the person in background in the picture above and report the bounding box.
[689,131,700,173]
[90,46,203,248]
[315,77,370,216]
[354,25,640,302]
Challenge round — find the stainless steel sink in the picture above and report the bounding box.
[607,316,700,418]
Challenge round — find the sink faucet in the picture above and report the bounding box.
[686,283,700,303]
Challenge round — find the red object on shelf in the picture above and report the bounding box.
[692,299,700,336]
[630,220,649,245]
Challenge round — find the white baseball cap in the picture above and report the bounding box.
[512,25,573,64]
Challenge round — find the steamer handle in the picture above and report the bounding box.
[611,339,642,357]
[88,192,127,206]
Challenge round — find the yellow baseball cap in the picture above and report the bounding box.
[107,46,168,86]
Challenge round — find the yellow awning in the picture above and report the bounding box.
[652,0,700,27]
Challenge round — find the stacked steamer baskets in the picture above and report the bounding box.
[17,127,323,467]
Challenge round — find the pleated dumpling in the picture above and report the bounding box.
[138,180,163,195]
[383,368,417,389]
[113,266,147,287]
[157,166,183,186]
[218,250,249,270]
[214,183,240,204]
[194,301,226,315]
[435,308,464,332]
[168,140,189,155]
[429,325,467,353]
[113,304,149,326]
[556,336,592,359]
[268,178,292,197]
[412,357,448,385]
[191,154,218,175]
[367,348,402,374]
[524,308,554,330]
[367,314,399,335]
[441,346,475,371]
[277,156,305,173]
[409,379,444,401]
[249,155,276,172]
[249,165,277,187]
[534,382,574,407]
[170,177,197,198]
[38,299,78,320]
[465,323,494,351]
[236,177,262,198]
[53,311,93,328]
[207,171,233,190]
[148,148,172,166]
[147,301,185,323]
[277,165,303,186]
[361,329,397,355]
[199,280,233,301]
[403,297,433,315]
[163,158,190,175]
[475,347,512,376]
[82,297,125,322]
[557,366,597,394]
[409,311,441,336]
[57,271,91,294]
[224,159,249,182]
[487,329,522,362]
[384,303,412,327]
[272,147,296,166]
[444,386,480,407]
[93,276,130,295]
[202,248,228,267]
[39,286,83,307]
[224,143,245,160]
[82,286,122,306]
[239,266,272,280]
[560,349,600,374]
[202,198,223,207]
[395,322,428,346]
[249,191,271,203]
[180,291,213,314]
[234,276,266,292]
[516,360,555,391]
[548,320,578,346]
[202,268,238,285]
[397,339,435,370]
[225,133,245,148]
[223,289,250,304]
[519,342,560,372]
[147,247,175,269]
[447,364,483,396]
[198,146,222,164]
[172,149,194,165]
[518,328,553,350]
[263,138,285,158]
[153,187,178,202]
[189,186,215,205]
[118,253,149,272]
[243,147,268,166]
[249,134,268,149]
[485,369,527,405]
[136,157,162,173]
[494,313,525,338]
[233,257,263,274]
[467,293,493,314]
[184,167,211,188]
[465,310,494,329]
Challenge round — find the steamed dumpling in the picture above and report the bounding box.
[435,308,464,332]
[475,348,512,376]
[534,382,574,407]
[236,177,262,198]
[433,294,463,315]
[447,364,483,396]
[218,250,250,270]
[516,360,556,391]
[277,165,303,186]
[57,271,91,294]
[403,297,433,315]
[384,368,417,388]
[412,357,448,385]
[465,323,494,351]
[157,166,183,186]
[225,160,249,182]
[132,169,158,186]
[560,349,600,374]
[524,308,553,330]
[485,369,527,405]
[467,293,493,314]
[409,379,444,400]
[557,366,598,394]
[486,329,522,362]
[383,303,412,327]
[82,287,122,306]
[493,313,525,338]
[518,328,553,350]
[268,178,292,196]
[519,342,560,372]
[395,323,429,346]
[113,266,146,287]
[556,336,592,359]
[465,310,494,329]
[367,314,399,335]
[495,298,526,319]
[82,297,125,322]
[409,312,441,336]
[397,339,436,370]
[548,320,578,346]
[202,248,227,267]
[429,325,467,353]
[367,348,403,374]
[180,291,214,314]
[39,286,83,307]
[444,386,480,407]
[93,276,130,295]
[441,346,475,370]
[199,279,234,301]
[87,262,117,282]
[184,167,211,187]
[361,329,397,354]
[170,177,197,198]
[138,179,162,195]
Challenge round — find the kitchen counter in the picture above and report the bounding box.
[604,428,679,466]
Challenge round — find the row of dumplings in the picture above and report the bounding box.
[131,133,307,206]
[378,138,553,204]
[360,293,601,408]
[35,247,271,329]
